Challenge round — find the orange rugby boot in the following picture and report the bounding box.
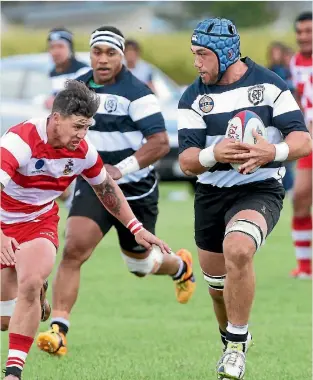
[174,249,196,304]
[37,323,67,356]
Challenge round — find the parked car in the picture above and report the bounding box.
[0,53,194,183]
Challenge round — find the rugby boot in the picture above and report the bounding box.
[290,267,312,279]
[222,332,253,354]
[36,323,67,356]
[174,249,196,304]
[217,341,246,380]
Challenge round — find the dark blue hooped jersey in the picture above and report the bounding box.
[49,58,90,96]
[178,57,307,187]
[77,66,166,199]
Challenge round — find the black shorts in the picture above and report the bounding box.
[194,178,285,253]
[69,178,159,253]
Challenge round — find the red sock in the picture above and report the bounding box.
[5,333,34,378]
[292,216,312,273]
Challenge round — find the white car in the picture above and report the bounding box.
[1,53,190,181]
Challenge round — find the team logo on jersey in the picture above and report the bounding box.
[248,85,265,106]
[32,159,45,174]
[104,96,118,113]
[63,159,74,175]
[199,95,214,113]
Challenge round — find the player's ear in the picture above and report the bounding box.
[52,112,61,124]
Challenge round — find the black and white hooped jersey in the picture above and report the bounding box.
[77,66,166,200]
[49,58,90,96]
[178,57,307,188]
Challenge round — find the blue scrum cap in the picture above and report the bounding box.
[191,18,240,79]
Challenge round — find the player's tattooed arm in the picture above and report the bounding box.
[92,174,135,225]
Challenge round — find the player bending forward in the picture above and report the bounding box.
[178,18,311,379]
[0,80,169,380]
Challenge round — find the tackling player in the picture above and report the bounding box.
[37,26,196,357]
[0,80,169,380]
[289,12,312,278]
[178,18,311,379]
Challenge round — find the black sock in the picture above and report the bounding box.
[219,327,227,346]
[226,330,248,344]
[5,366,22,379]
[51,321,69,335]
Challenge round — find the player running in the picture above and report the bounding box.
[37,26,196,357]
[1,80,169,380]
[178,18,311,379]
[289,11,313,278]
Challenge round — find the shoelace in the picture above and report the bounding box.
[228,351,240,366]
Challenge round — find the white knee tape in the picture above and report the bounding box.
[121,245,164,275]
[225,219,264,250]
[203,272,226,291]
[0,298,17,317]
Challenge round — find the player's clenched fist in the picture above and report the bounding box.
[0,231,19,266]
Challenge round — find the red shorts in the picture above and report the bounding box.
[1,207,60,270]
[297,151,313,169]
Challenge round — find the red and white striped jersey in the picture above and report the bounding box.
[0,118,106,224]
[289,52,312,110]
[303,73,313,123]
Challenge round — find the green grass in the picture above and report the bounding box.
[1,183,311,379]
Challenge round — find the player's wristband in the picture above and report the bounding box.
[273,142,289,162]
[199,144,217,168]
[126,218,144,235]
[115,156,140,176]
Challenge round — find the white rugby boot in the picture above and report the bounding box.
[217,341,246,379]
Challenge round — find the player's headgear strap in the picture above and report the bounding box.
[191,18,240,79]
[89,30,125,56]
[48,29,73,52]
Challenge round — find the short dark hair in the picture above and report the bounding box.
[52,80,100,118]
[91,26,124,38]
[295,11,312,25]
[125,39,141,52]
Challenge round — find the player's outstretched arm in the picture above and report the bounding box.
[91,174,170,254]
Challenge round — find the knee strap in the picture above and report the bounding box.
[0,298,17,317]
[203,272,226,290]
[225,219,264,250]
[121,245,164,275]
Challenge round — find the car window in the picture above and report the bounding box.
[0,69,25,99]
[23,70,52,99]
[152,70,181,102]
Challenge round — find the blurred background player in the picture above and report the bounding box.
[1,80,169,380]
[267,41,295,193]
[124,39,155,92]
[289,11,312,278]
[46,27,90,207]
[45,27,89,109]
[37,26,196,357]
[178,17,311,379]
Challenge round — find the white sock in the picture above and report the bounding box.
[50,317,70,328]
[226,322,248,336]
[172,257,185,279]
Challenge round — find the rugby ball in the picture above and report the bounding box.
[225,110,267,173]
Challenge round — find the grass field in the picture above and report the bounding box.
[1,183,312,380]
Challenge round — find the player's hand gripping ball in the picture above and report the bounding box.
[225,110,268,173]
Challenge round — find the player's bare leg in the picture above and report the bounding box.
[291,167,312,278]
[198,250,228,346]
[198,249,252,354]
[121,247,196,304]
[216,209,267,380]
[1,268,17,331]
[4,239,56,380]
[37,216,103,356]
